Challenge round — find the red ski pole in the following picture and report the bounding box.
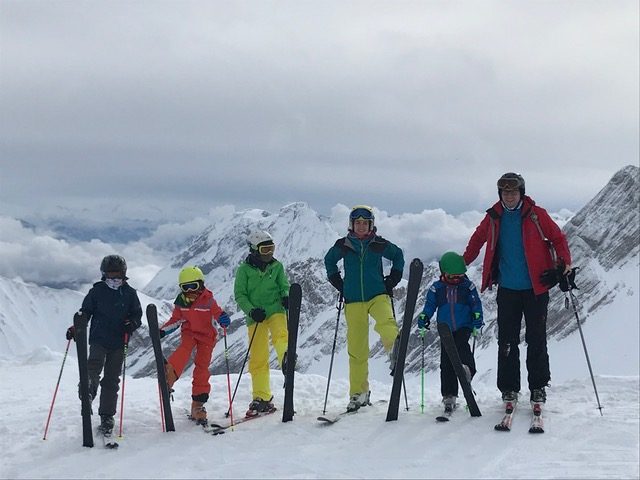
[43,339,72,440]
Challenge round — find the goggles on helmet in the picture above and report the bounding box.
[257,243,275,255]
[497,177,522,191]
[350,208,374,221]
[180,281,202,293]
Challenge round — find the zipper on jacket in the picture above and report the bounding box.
[447,286,458,331]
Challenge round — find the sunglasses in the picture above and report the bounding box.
[497,178,521,190]
[350,208,373,220]
[258,243,275,255]
[104,272,125,280]
[180,281,202,293]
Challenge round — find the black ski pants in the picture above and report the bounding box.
[440,327,476,397]
[496,287,550,394]
[87,343,124,417]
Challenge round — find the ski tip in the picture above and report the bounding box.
[529,427,545,434]
[494,424,511,432]
[435,416,450,422]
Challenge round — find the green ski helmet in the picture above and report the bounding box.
[439,251,467,275]
[178,266,205,285]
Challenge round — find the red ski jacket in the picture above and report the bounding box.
[463,196,572,296]
[161,288,224,346]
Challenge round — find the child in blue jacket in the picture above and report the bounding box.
[417,251,483,410]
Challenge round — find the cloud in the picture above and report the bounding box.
[0,216,166,289]
[0,2,637,217]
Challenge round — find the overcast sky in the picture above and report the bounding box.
[1,0,638,219]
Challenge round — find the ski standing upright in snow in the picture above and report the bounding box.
[437,322,482,417]
[386,258,424,422]
[146,303,175,432]
[73,312,94,447]
[282,283,302,423]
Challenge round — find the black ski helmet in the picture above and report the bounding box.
[100,255,127,275]
[497,172,525,197]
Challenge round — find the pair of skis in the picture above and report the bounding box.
[73,312,122,449]
[146,282,303,434]
[386,258,482,422]
[495,401,545,434]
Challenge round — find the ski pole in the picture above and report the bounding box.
[118,333,129,438]
[43,338,72,440]
[420,327,425,414]
[225,323,259,418]
[390,298,410,412]
[322,293,343,415]
[223,327,235,429]
[566,288,604,415]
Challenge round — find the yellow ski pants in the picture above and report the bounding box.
[247,312,288,401]
[345,294,398,396]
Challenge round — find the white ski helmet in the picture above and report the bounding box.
[247,230,274,251]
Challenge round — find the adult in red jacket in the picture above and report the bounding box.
[160,266,230,423]
[463,173,572,406]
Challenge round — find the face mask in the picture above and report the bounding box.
[105,278,123,290]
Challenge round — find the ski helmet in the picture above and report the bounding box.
[247,230,274,251]
[349,205,374,231]
[439,251,467,275]
[100,255,127,275]
[178,266,205,285]
[497,172,525,196]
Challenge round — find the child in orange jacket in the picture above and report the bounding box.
[160,266,230,424]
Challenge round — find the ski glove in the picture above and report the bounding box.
[472,312,484,330]
[123,318,137,334]
[281,296,289,309]
[328,273,343,294]
[417,313,430,330]
[540,265,562,289]
[384,269,403,296]
[250,308,267,323]
[218,312,231,328]
[65,325,75,341]
[558,267,579,292]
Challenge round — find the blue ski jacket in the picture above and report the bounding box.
[421,276,483,332]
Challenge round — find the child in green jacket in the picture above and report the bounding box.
[234,230,290,416]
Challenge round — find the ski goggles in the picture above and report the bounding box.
[180,281,202,293]
[497,177,522,191]
[444,273,465,281]
[350,208,373,221]
[257,243,275,255]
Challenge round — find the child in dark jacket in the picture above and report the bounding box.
[66,255,142,434]
[417,252,484,411]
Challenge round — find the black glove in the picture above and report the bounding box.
[328,273,344,294]
[281,296,289,309]
[559,267,579,292]
[540,265,562,289]
[123,319,137,334]
[384,269,403,296]
[65,325,75,341]
[159,329,167,339]
[250,308,267,323]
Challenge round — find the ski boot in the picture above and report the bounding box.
[346,391,371,413]
[98,415,115,435]
[246,396,275,417]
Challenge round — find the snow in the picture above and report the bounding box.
[1,336,638,479]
